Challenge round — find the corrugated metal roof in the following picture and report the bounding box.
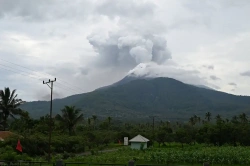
[129,134,149,142]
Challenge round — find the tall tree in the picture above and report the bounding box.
[92,115,97,129]
[197,116,201,124]
[239,113,248,124]
[87,118,91,127]
[189,117,196,126]
[231,115,239,124]
[216,114,223,124]
[55,106,83,135]
[205,112,212,122]
[107,116,112,125]
[0,87,25,130]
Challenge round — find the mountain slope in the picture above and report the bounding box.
[21,77,250,120]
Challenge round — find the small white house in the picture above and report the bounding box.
[129,134,149,150]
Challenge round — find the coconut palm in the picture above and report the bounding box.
[205,112,212,122]
[239,113,248,124]
[92,115,97,129]
[55,106,83,135]
[87,118,91,126]
[189,117,196,126]
[0,87,25,130]
[216,114,222,124]
[231,115,239,124]
[107,116,112,125]
[197,116,201,124]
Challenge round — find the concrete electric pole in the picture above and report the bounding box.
[43,78,56,162]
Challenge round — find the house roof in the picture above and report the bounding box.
[129,134,149,143]
[0,131,15,141]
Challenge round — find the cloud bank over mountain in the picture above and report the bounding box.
[0,0,250,100]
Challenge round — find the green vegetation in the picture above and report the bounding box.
[0,87,25,130]
[2,87,250,166]
[20,77,250,120]
[67,146,250,165]
[55,105,84,135]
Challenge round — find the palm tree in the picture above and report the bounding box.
[197,116,201,124]
[216,114,222,124]
[0,87,25,130]
[107,116,112,125]
[87,118,91,126]
[193,115,198,122]
[189,117,195,126]
[205,112,212,122]
[92,115,97,129]
[231,115,239,124]
[239,113,248,124]
[55,106,83,135]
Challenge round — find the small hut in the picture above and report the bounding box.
[129,134,149,150]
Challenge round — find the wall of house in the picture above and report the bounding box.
[130,142,147,150]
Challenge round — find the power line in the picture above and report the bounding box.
[0,58,86,91]
[0,58,38,72]
[57,82,81,94]
[55,83,81,94]
[0,63,39,77]
[0,65,81,95]
[0,65,42,80]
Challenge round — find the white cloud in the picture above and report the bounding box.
[0,0,250,101]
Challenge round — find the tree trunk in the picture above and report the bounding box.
[2,114,8,131]
[69,128,72,135]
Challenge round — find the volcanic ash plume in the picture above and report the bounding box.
[87,33,172,70]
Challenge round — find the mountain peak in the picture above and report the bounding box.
[21,76,250,120]
[126,62,214,90]
[127,63,157,78]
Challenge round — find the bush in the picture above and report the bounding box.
[0,146,32,161]
[0,133,86,156]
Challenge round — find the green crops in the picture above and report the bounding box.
[67,146,250,165]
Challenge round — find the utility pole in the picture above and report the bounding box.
[149,116,157,141]
[152,116,156,139]
[43,78,56,162]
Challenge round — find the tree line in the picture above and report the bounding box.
[1,87,250,160]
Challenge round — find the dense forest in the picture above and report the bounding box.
[1,87,250,162]
[21,77,250,120]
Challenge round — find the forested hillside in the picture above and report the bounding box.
[21,77,250,120]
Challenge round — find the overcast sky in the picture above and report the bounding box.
[0,0,250,101]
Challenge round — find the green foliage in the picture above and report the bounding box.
[20,77,250,120]
[55,105,84,135]
[0,87,25,130]
[67,146,250,165]
[4,86,250,166]
[0,146,32,161]
[0,133,86,157]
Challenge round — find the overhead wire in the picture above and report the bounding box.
[0,65,41,80]
[0,57,86,92]
[0,63,82,95]
[0,66,80,95]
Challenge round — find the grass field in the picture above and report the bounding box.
[63,143,250,166]
[4,143,250,166]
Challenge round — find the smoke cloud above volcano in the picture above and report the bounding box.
[1,0,250,100]
[85,31,214,88]
[87,33,172,71]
